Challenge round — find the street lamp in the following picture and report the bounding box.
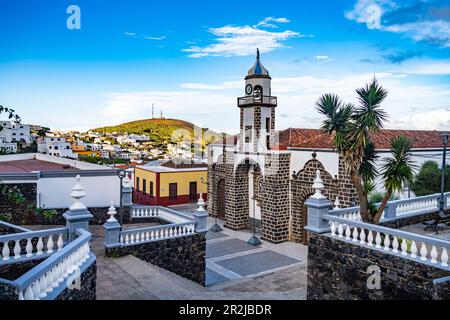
[439,133,449,218]
[117,169,127,226]
[425,133,450,233]
[247,171,262,246]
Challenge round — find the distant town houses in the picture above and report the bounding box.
[0,120,34,154]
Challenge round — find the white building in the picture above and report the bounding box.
[37,136,78,159]
[0,120,32,151]
[0,137,18,153]
[0,153,122,209]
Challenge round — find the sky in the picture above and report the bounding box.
[0,0,449,133]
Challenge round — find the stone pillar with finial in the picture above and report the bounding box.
[103,202,121,248]
[63,175,94,242]
[304,170,333,234]
[122,175,133,207]
[193,193,208,233]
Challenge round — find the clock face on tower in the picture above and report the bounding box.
[245,84,253,95]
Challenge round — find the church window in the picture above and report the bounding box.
[245,125,252,143]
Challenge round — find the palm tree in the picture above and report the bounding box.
[316,78,416,224]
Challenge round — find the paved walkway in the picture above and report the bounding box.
[26,214,309,300]
[92,216,308,300]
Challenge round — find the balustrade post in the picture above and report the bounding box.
[63,175,93,242]
[383,202,397,220]
[103,202,121,248]
[304,170,333,234]
[121,176,133,207]
[193,198,208,234]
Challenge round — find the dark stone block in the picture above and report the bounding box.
[106,234,206,285]
[307,232,450,300]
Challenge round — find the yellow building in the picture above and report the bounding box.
[74,150,101,157]
[134,160,208,206]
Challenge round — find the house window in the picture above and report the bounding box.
[136,177,140,191]
[169,183,178,201]
[266,117,270,131]
[245,125,252,143]
[143,179,147,194]
[150,181,154,198]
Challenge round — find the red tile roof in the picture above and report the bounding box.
[276,128,447,150]
[0,159,79,173]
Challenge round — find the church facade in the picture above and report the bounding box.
[207,50,446,244]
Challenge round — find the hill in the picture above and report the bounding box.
[92,118,224,147]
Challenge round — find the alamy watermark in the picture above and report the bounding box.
[366,4,382,30]
[66,5,81,30]
[366,265,381,290]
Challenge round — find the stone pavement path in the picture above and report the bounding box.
[27,224,308,300]
[89,223,307,300]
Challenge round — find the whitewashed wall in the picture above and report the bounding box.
[289,149,340,178]
[37,175,121,209]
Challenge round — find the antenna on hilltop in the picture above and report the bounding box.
[160,109,163,119]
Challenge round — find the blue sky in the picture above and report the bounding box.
[0,0,449,132]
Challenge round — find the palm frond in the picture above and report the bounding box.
[381,136,417,192]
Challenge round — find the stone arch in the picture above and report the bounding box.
[290,156,338,243]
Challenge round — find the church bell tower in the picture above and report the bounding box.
[238,49,277,153]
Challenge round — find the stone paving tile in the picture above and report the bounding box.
[205,268,230,287]
[206,238,257,259]
[206,231,229,241]
[215,250,302,277]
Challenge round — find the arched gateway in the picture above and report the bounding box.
[207,50,358,244]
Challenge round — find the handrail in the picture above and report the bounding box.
[14,228,91,295]
[0,221,32,233]
[0,227,68,243]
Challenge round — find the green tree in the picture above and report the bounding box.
[316,78,416,224]
[411,161,450,196]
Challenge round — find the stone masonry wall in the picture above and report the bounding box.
[55,261,97,300]
[0,259,96,300]
[105,233,206,285]
[260,153,291,243]
[291,156,338,243]
[290,154,358,244]
[307,232,450,300]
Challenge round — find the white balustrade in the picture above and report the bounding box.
[131,206,193,224]
[18,242,90,300]
[0,232,66,262]
[119,223,196,245]
[328,219,449,269]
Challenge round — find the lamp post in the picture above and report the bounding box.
[117,169,127,227]
[247,171,262,246]
[426,133,450,233]
[439,133,449,218]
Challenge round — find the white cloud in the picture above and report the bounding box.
[183,18,306,58]
[101,73,450,132]
[396,109,450,131]
[143,36,167,41]
[316,55,330,60]
[256,17,291,28]
[395,61,450,75]
[345,0,450,47]
[124,32,166,41]
[384,20,450,48]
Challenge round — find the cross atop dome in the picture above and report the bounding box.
[247,48,270,78]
